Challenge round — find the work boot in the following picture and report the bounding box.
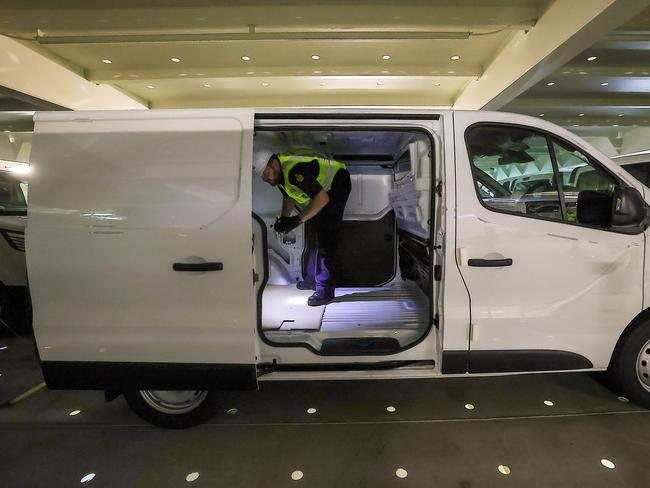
[307,290,335,307]
[296,280,316,291]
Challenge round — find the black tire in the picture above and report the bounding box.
[611,321,650,409]
[124,389,219,428]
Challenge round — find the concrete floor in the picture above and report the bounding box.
[1,335,649,487]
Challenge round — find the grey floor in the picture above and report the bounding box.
[1,335,649,487]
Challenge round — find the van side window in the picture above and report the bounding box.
[623,161,650,187]
[551,139,618,226]
[466,125,563,221]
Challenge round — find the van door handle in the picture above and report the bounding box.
[173,262,223,272]
[467,258,513,267]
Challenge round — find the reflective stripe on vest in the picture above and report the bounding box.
[278,153,346,204]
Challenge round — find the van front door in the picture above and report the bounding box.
[452,111,644,372]
[29,109,257,388]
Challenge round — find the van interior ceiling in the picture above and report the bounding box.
[252,129,433,355]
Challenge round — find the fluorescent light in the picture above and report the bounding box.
[310,54,320,60]
[587,56,597,61]
[241,55,251,61]
[101,58,112,64]
[450,55,460,61]
[382,54,391,60]
[170,57,181,63]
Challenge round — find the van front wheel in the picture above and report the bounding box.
[124,389,219,428]
[612,322,650,409]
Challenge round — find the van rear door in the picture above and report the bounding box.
[28,109,257,390]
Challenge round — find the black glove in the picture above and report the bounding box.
[274,215,302,233]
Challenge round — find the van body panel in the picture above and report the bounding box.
[453,111,646,369]
[28,109,257,367]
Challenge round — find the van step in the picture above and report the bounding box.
[319,337,401,355]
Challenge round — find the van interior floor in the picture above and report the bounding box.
[262,281,429,353]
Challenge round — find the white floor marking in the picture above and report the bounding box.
[543,400,554,407]
[291,470,303,481]
[186,472,200,482]
[464,403,475,410]
[226,408,238,415]
[498,465,511,475]
[69,409,82,416]
[307,408,317,414]
[600,459,615,469]
[386,406,396,413]
[80,473,95,483]
[617,396,629,403]
[395,468,408,478]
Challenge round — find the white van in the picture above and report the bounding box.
[613,151,650,187]
[0,167,29,332]
[27,109,650,428]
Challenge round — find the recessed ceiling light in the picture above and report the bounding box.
[625,71,634,75]
[382,55,391,60]
[434,82,441,86]
[579,71,588,75]
[310,54,320,60]
[179,73,187,77]
[601,82,609,86]
[241,56,251,61]
[587,56,597,61]
[377,80,384,85]
[246,71,255,75]
[203,83,212,88]
[451,55,460,61]
[539,113,545,117]
[146,85,155,89]
[101,58,112,64]
[618,113,624,117]
[448,70,456,74]
[381,70,390,74]
[128,74,139,78]
[546,82,555,86]
[578,113,585,116]
[319,82,326,86]
[170,57,181,63]
[261,82,270,87]
[313,70,322,74]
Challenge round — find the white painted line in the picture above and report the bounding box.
[7,382,46,405]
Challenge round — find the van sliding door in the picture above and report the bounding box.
[28,109,258,388]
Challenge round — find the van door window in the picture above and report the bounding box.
[466,125,563,221]
[551,139,618,227]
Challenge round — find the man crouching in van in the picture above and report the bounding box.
[256,151,351,307]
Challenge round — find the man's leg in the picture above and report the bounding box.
[298,220,317,290]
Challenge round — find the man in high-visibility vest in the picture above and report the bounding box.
[258,151,351,306]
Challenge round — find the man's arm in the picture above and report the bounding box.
[298,189,330,223]
[281,195,295,217]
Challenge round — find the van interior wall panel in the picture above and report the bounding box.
[398,231,432,296]
[302,210,396,287]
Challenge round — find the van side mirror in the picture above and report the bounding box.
[576,186,648,233]
[611,186,648,232]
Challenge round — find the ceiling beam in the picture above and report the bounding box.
[87,65,482,83]
[0,35,147,110]
[453,0,650,110]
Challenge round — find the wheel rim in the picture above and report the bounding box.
[139,390,208,415]
[636,339,650,392]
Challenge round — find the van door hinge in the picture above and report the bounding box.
[435,180,443,197]
[434,264,442,281]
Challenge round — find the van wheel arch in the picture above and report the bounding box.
[608,307,650,371]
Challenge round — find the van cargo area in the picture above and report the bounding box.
[252,129,433,355]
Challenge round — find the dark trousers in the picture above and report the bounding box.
[303,170,351,295]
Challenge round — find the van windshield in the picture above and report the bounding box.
[0,172,28,215]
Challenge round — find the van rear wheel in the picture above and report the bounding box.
[124,389,219,428]
[612,321,650,409]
